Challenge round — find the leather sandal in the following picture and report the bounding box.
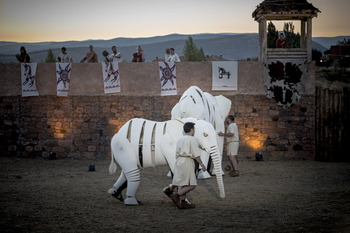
[229,170,239,177]
[170,193,180,206]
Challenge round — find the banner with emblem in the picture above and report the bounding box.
[212,61,238,90]
[56,63,72,96]
[102,61,121,93]
[21,63,39,97]
[159,62,177,96]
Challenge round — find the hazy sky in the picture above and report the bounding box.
[0,0,349,42]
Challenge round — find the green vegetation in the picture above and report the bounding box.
[283,22,300,48]
[319,67,350,84]
[45,49,56,63]
[267,21,278,48]
[182,36,206,61]
[312,49,322,66]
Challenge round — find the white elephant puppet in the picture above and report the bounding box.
[171,86,231,177]
[108,117,225,205]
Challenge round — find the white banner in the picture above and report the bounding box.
[21,63,39,97]
[159,62,177,96]
[212,61,238,90]
[56,63,72,96]
[102,62,121,93]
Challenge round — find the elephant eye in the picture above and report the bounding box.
[203,133,208,137]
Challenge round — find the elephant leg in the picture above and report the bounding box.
[108,170,128,202]
[111,135,141,205]
[124,168,141,205]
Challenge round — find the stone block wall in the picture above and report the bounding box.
[0,94,315,160]
[228,95,315,160]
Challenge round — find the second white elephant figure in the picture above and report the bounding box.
[171,86,232,177]
[108,117,225,205]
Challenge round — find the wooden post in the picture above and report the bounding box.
[259,19,267,62]
[300,20,306,49]
[306,18,312,62]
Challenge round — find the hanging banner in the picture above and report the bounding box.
[21,63,39,97]
[56,63,72,96]
[159,62,177,96]
[102,61,121,93]
[212,61,238,90]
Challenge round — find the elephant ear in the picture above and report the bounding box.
[160,133,177,172]
[214,95,232,119]
[166,119,186,142]
[171,103,181,119]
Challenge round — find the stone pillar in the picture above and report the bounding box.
[306,18,312,62]
[259,19,267,62]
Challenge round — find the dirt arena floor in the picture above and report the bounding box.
[1,156,350,233]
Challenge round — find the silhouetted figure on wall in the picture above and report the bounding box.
[15,46,31,63]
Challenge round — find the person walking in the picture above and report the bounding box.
[170,122,206,209]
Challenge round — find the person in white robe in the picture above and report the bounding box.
[167,48,181,62]
[57,47,73,63]
[170,122,206,209]
[218,115,239,177]
[105,46,122,63]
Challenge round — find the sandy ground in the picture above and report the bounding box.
[1,156,350,233]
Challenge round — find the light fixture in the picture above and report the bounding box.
[255,152,263,161]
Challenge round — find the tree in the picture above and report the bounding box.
[198,47,206,61]
[267,21,278,48]
[283,22,300,48]
[312,48,322,66]
[182,36,205,61]
[45,49,56,63]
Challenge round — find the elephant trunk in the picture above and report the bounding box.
[209,145,225,198]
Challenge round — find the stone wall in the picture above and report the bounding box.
[0,61,315,160]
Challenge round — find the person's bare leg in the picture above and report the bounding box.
[178,185,196,201]
[228,155,239,177]
[229,155,238,171]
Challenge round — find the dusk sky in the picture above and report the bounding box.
[0,0,349,43]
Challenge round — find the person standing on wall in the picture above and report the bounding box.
[131,45,145,62]
[105,46,122,63]
[164,48,170,61]
[57,47,73,63]
[166,48,180,62]
[15,46,31,63]
[81,45,98,63]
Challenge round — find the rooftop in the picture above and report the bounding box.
[253,0,320,20]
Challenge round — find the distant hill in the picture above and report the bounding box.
[0,33,348,63]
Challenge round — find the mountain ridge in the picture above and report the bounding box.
[0,33,349,63]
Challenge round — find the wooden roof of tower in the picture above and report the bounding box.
[252,0,320,21]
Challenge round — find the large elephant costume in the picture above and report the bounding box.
[108,117,225,205]
[171,86,232,177]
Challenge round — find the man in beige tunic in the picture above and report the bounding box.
[170,122,206,209]
[218,115,239,177]
[80,45,98,63]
